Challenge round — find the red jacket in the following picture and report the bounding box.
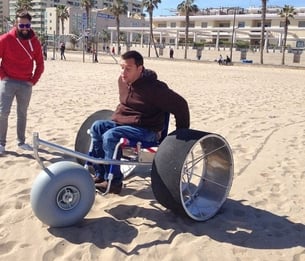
[0,27,44,85]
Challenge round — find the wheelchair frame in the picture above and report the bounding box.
[30,110,234,228]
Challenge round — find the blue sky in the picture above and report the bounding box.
[153,0,305,16]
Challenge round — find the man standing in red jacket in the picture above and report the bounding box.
[0,9,44,154]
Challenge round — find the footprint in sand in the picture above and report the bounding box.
[42,239,68,260]
[0,241,18,255]
[0,225,10,240]
[248,187,262,196]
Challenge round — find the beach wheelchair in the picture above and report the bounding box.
[30,110,234,227]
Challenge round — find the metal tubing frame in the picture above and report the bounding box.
[32,132,153,169]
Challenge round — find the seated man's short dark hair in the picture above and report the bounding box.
[121,50,144,67]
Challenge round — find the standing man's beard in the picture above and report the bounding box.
[17,30,31,40]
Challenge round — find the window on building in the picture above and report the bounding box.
[280,21,285,27]
[298,21,305,27]
[252,20,262,27]
[296,40,305,47]
[170,22,176,28]
[219,22,230,27]
[238,21,245,28]
[169,39,175,44]
[189,22,195,28]
[201,22,208,28]
[158,23,166,28]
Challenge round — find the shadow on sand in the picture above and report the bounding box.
[48,198,305,253]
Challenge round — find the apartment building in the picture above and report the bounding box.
[5,2,305,51]
[7,0,143,36]
[45,5,146,43]
[105,6,305,50]
[0,0,9,33]
[146,6,305,49]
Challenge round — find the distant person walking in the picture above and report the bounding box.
[42,41,47,60]
[60,42,66,60]
[196,48,202,60]
[169,48,174,59]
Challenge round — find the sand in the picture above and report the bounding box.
[0,50,305,261]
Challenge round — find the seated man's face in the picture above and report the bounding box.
[120,58,143,85]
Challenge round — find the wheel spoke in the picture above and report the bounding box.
[183,144,227,173]
[202,144,227,158]
[184,154,205,173]
[202,177,228,189]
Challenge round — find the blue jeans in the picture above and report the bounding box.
[90,120,159,183]
[0,78,32,146]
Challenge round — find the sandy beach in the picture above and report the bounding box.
[0,51,304,260]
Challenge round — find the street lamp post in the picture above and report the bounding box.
[229,8,237,62]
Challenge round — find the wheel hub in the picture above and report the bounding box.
[56,185,80,211]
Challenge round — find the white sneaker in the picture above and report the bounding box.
[0,144,5,154]
[18,143,33,151]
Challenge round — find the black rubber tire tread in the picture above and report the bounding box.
[74,110,113,165]
[151,128,208,216]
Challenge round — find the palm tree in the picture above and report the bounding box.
[100,29,110,45]
[142,0,161,58]
[260,0,267,64]
[108,0,128,55]
[81,0,95,29]
[15,0,34,12]
[279,5,296,65]
[177,0,199,59]
[57,5,69,35]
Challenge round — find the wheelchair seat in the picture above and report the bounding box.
[119,112,170,163]
[120,112,170,149]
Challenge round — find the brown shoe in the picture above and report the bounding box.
[95,181,122,194]
[93,176,104,183]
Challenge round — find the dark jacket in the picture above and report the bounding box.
[112,69,190,132]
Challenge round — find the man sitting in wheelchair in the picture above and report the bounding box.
[89,50,190,194]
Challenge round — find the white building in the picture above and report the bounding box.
[0,0,9,33]
[8,0,143,36]
[109,6,305,50]
[5,2,305,52]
